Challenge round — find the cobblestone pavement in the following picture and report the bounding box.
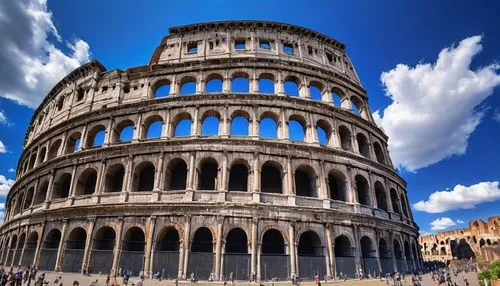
[11,271,479,286]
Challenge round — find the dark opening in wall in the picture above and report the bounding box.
[335,236,353,257]
[261,162,282,194]
[355,175,370,206]
[283,43,294,54]
[165,159,187,191]
[52,173,72,199]
[191,227,213,253]
[339,126,352,151]
[262,229,285,254]
[259,40,270,49]
[76,168,97,196]
[375,182,388,211]
[295,166,316,197]
[105,164,125,193]
[133,162,155,192]
[156,227,180,251]
[228,163,248,192]
[122,227,145,252]
[328,170,346,201]
[225,228,248,254]
[198,158,218,190]
[298,231,323,256]
[187,42,198,53]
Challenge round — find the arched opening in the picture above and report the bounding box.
[172,113,192,137]
[400,194,409,217]
[258,74,275,94]
[361,236,378,277]
[34,180,49,205]
[404,241,414,272]
[132,161,155,192]
[231,73,250,93]
[230,111,250,136]
[390,188,401,214]
[373,142,385,164]
[261,229,288,280]
[309,82,323,101]
[356,133,371,158]
[28,153,37,169]
[224,228,250,280]
[189,227,214,280]
[6,235,18,266]
[39,229,61,270]
[154,227,180,278]
[201,113,220,136]
[86,125,106,148]
[294,165,317,197]
[261,161,282,194]
[351,96,365,117]
[457,239,475,259]
[379,238,393,275]
[52,173,72,199]
[355,175,370,206]
[90,226,116,274]
[331,89,344,107]
[48,139,62,159]
[338,126,352,151]
[440,247,446,255]
[335,235,355,278]
[394,239,405,272]
[23,187,34,210]
[328,170,347,202]
[284,77,300,96]
[288,116,306,142]
[154,81,171,98]
[143,115,163,139]
[164,158,187,191]
[65,132,81,154]
[120,227,145,276]
[375,182,388,211]
[197,158,218,190]
[62,227,86,273]
[259,115,278,139]
[316,120,332,146]
[13,233,25,266]
[205,74,223,93]
[75,168,97,196]
[180,77,196,95]
[228,163,248,192]
[412,244,419,270]
[298,231,326,279]
[37,147,47,165]
[113,120,134,143]
[21,232,38,266]
[104,164,125,193]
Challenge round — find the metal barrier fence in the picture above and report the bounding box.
[260,254,289,281]
[90,249,113,274]
[153,251,179,279]
[380,258,394,275]
[362,257,379,277]
[119,250,145,276]
[298,255,326,280]
[62,249,84,273]
[223,253,250,280]
[38,248,57,270]
[21,249,35,266]
[396,259,406,273]
[335,256,356,278]
[187,252,214,280]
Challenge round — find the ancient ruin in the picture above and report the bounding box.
[0,21,420,280]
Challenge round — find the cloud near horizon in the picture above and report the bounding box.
[374,35,500,171]
[430,217,458,231]
[0,0,91,109]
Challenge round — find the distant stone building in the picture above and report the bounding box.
[0,21,420,280]
[419,216,500,263]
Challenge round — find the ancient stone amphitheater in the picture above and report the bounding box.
[0,21,421,281]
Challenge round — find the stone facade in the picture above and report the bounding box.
[419,216,500,263]
[0,21,420,280]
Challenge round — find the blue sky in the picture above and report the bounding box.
[0,0,499,234]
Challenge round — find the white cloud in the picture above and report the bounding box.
[457,219,465,224]
[0,203,4,210]
[7,168,15,173]
[414,181,500,213]
[419,230,432,236]
[430,217,457,231]
[494,108,500,123]
[0,111,6,125]
[0,140,5,153]
[0,175,14,197]
[373,35,500,171]
[0,0,91,108]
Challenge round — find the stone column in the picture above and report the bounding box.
[185,153,196,201]
[122,155,133,201]
[389,233,397,272]
[104,116,114,146]
[33,221,46,267]
[68,165,78,205]
[250,107,259,139]
[54,220,68,271]
[325,224,335,278]
[144,216,156,278]
[94,160,107,201]
[18,225,29,266]
[44,171,55,209]
[181,216,191,279]
[111,217,124,276]
[133,114,143,142]
[215,219,223,280]
[153,152,164,192]
[374,231,382,276]
[353,226,362,278]
[192,107,199,137]
[162,110,171,139]
[276,72,284,96]
[286,156,295,206]
[289,222,296,278]
[250,219,258,279]
[81,217,96,274]
[79,124,88,151]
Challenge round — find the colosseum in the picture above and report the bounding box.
[0,21,421,281]
[420,216,500,264]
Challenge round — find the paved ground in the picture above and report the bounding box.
[10,271,480,286]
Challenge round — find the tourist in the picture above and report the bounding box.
[73,281,79,286]
[135,275,145,286]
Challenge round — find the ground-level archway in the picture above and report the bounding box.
[223,228,250,280]
[21,232,38,266]
[188,227,214,280]
[153,227,180,279]
[393,239,406,273]
[298,231,326,279]
[334,235,355,278]
[361,236,378,277]
[39,229,61,270]
[62,227,86,273]
[90,226,116,274]
[120,227,146,276]
[261,229,289,280]
[379,238,393,275]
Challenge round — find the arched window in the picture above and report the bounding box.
[40,229,61,270]
[180,77,196,95]
[373,142,385,164]
[316,120,332,146]
[201,112,220,136]
[113,120,134,143]
[198,158,218,190]
[57,97,64,111]
[393,240,403,260]
[87,125,106,148]
[375,181,388,211]
[154,227,180,277]
[289,116,306,142]
[65,132,81,154]
[261,161,282,194]
[231,73,249,93]
[298,231,323,256]
[132,161,155,192]
[105,164,125,193]
[142,115,163,139]
[23,187,34,210]
[230,113,249,136]
[356,133,371,158]
[328,170,347,202]
[262,229,285,254]
[401,194,409,217]
[191,227,213,253]
[34,180,49,205]
[294,165,317,197]
[225,228,248,254]
[335,235,354,257]
[390,188,401,214]
[332,89,343,106]
[338,126,352,151]
[172,113,192,137]
[228,162,248,192]
[259,113,278,139]
[63,227,86,272]
[284,77,300,96]
[154,81,171,98]
[355,175,370,206]
[309,82,323,101]
[48,139,61,159]
[351,95,364,116]
[75,168,97,196]
[156,227,180,251]
[164,159,187,191]
[52,173,72,199]
[28,153,37,169]
[205,74,223,93]
[90,226,115,274]
[37,147,47,165]
[120,227,145,275]
[258,74,275,93]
